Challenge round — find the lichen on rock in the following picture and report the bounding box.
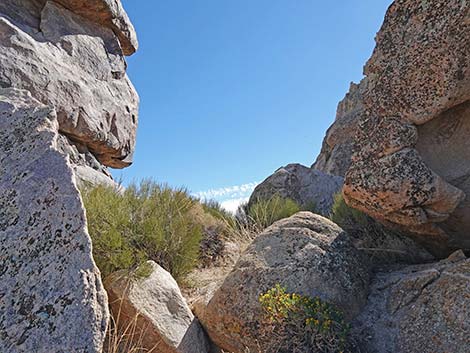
[0,88,108,353]
[340,0,470,256]
[0,0,140,350]
[352,250,470,353]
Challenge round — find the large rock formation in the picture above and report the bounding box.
[0,0,139,350]
[0,88,108,352]
[196,211,469,353]
[0,0,137,56]
[352,250,470,353]
[0,0,139,170]
[249,164,343,216]
[314,0,470,256]
[197,212,369,353]
[106,262,214,353]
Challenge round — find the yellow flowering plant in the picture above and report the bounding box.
[259,284,350,353]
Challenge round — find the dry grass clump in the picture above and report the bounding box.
[104,311,152,353]
[104,287,160,353]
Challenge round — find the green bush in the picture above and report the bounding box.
[259,284,350,353]
[201,199,235,225]
[82,180,203,280]
[246,195,302,229]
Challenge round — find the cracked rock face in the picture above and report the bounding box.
[197,212,369,353]
[0,0,139,169]
[352,250,470,353]
[0,88,108,353]
[342,0,470,256]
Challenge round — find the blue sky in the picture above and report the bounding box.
[115,0,392,211]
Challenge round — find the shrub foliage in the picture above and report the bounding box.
[201,199,235,227]
[82,181,203,280]
[245,195,302,229]
[259,284,350,353]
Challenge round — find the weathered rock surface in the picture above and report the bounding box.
[0,88,108,352]
[197,212,369,353]
[345,115,465,256]
[0,0,139,350]
[313,80,365,177]
[340,0,470,256]
[0,0,138,55]
[73,165,116,188]
[53,0,138,55]
[352,250,470,353]
[416,101,470,253]
[249,164,343,216]
[105,261,214,353]
[0,0,139,168]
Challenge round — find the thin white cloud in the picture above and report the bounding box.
[193,182,259,214]
[193,182,258,200]
[220,197,250,214]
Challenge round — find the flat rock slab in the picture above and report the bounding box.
[0,88,108,353]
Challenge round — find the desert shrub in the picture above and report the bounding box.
[201,199,235,227]
[259,284,350,353]
[82,180,202,280]
[191,200,259,249]
[246,195,301,229]
[235,201,249,222]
